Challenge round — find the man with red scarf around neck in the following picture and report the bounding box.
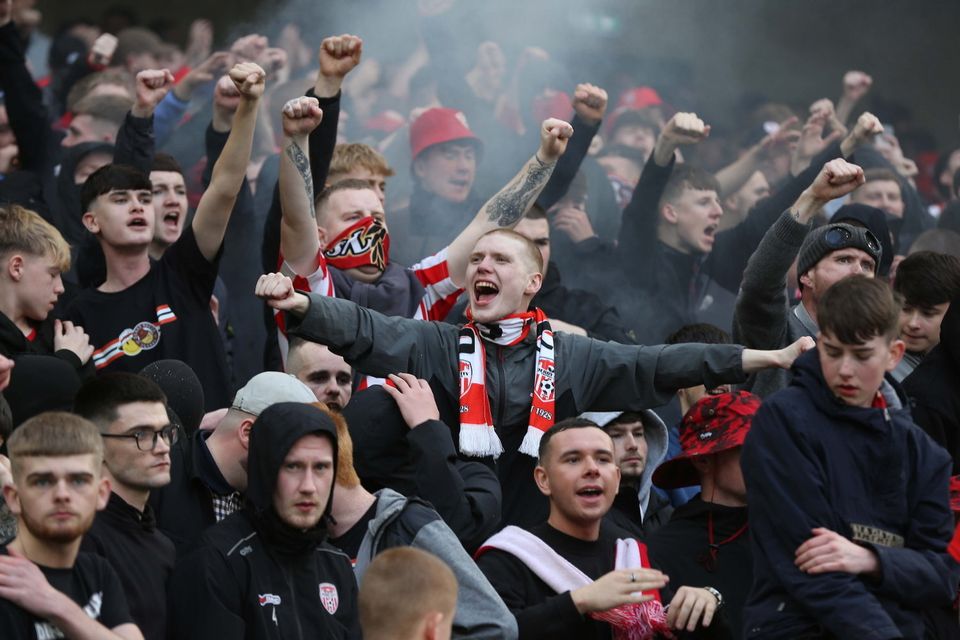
[256,229,813,528]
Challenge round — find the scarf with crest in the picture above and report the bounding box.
[458,308,555,458]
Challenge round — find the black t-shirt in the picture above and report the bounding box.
[0,545,134,639]
[329,501,378,561]
[64,227,231,410]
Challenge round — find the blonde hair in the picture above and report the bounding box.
[310,402,361,488]
[360,547,457,640]
[328,143,395,181]
[8,412,103,479]
[0,204,71,271]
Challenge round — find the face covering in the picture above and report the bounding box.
[323,217,390,272]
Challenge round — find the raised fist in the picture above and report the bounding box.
[185,19,213,64]
[661,112,711,146]
[213,74,242,114]
[281,96,323,138]
[319,34,363,80]
[174,51,230,100]
[132,69,175,117]
[230,34,268,64]
[850,112,883,145]
[255,273,307,315]
[539,118,574,161]
[572,83,608,126]
[257,47,288,76]
[229,62,266,99]
[88,32,118,67]
[53,320,94,365]
[808,158,865,202]
[842,71,873,102]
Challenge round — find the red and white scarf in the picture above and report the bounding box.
[477,527,671,640]
[323,216,390,272]
[458,308,555,459]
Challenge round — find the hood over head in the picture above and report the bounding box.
[580,409,669,518]
[246,402,339,556]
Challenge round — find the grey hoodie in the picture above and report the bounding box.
[580,409,670,520]
[355,489,517,640]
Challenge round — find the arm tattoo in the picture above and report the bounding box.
[485,155,554,226]
[284,140,315,217]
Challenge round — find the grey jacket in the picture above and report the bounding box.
[289,294,748,426]
[733,211,816,398]
[355,489,517,640]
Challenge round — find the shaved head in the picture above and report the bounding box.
[479,229,543,275]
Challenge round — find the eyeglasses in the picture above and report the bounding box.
[824,226,881,255]
[101,424,180,452]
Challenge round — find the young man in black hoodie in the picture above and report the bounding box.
[74,372,176,640]
[167,402,361,639]
[742,276,958,639]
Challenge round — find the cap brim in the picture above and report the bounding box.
[652,455,700,490]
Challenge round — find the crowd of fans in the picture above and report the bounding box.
[0,0,960,638]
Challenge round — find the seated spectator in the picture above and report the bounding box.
[734,158,883,397]
[65,62,266,409]
[742,276,959,638]
[0,203,92,370]
[891,251,960,380]
[168,402,361,639]
[647,391,761,639]
[74,373,176,640]
[0,412,140,638]
[149,371,316,553]
[903,292,960,473]
[359,547,458,640]
[258,229,812,527]
[324,399,514,640]
[476,418,725,639]
[580,410,672,537]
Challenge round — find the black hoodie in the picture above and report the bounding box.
[167,403,361,640]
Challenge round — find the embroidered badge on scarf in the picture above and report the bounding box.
[323,217,390,271]
[458,308,555,458]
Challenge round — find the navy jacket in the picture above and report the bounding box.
[741,349,958,640]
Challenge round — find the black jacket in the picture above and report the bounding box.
[604,486,673,539]
[741,349,958,639]
[82,492,176,640]
[168,403,361,639]
[532,263,636,343]
[903,294,960,473]
[646,497,750,639]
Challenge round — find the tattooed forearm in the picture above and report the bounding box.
[284,140,315,218]
[485,155,555,226]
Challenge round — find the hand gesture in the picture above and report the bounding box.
[662,112,711,146]
[848,112,884,147]
[791,111,844,174]
[132,69,175,118]
[777,336,817,369]
[572,83,608,126]
[257,47,288,77]
[87,32,118,67]
[571,568,668,614]
[384,373,440,428]
[0,547,64,618]
[213,74,242,119]
[539,118,574,161]
[255,273,309,315]
[552,205,595,243]
[757,116,800,159]
[319,34,363,80]
[53,319,94,365]
[175,51,230,100]
[796,527,879,576]
[229,62,266,100]
[666,586,719,632]
[230,33,268,64]
[842,71,873,103]
[184,19,213,66]
[281,96,323,138]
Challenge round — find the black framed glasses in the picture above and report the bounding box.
[824,226,881,255]
[101,424,180,452]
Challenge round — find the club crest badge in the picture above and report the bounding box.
[319,583,339,614]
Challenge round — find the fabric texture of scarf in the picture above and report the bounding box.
[458,308,555,458]
[323,216,390,271]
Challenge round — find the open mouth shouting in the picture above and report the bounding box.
[473,280,500,306]
[162,210,181,230]
[128,215,150,229]
[575,485,606,505]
